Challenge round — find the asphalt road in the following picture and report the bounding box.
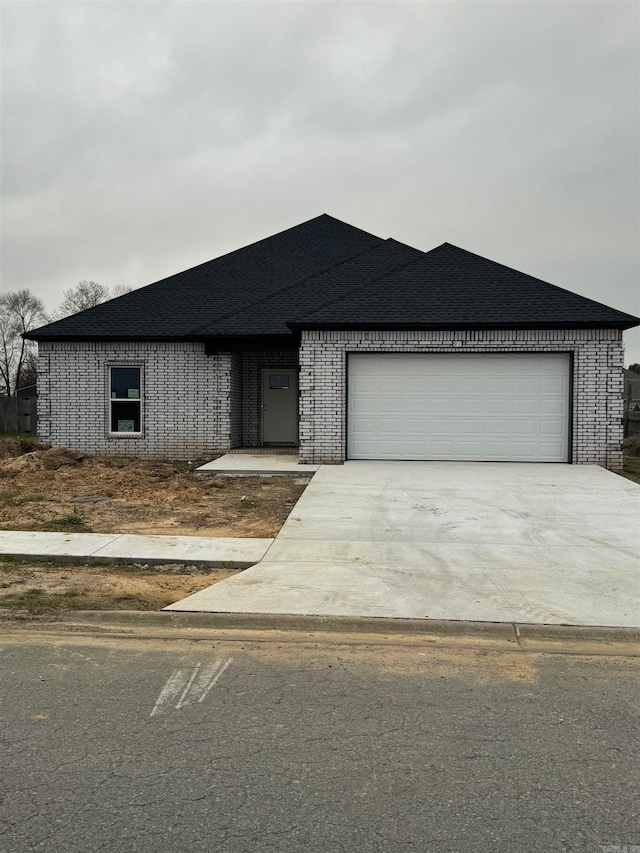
[1,628,638,853]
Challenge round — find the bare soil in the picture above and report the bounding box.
[0,558,235,613]
[0,437,307,537]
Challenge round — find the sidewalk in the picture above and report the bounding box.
[0,530,272,568]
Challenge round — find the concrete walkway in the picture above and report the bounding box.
[197,454,319,476]
[166,463,640,627]
[0,530,272,568]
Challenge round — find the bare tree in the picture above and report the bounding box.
[51,280,133,321]
[0,289,46,396]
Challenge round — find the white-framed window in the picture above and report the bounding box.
[109,366,142,434]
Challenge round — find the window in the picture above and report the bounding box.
[110,367,141,433]
[269,374,291,390]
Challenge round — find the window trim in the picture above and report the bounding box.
[107,364,144,437]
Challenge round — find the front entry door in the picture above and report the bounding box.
[261,369,298,443]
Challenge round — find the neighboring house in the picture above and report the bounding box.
[623,369,640,412]
[26,214,640,469]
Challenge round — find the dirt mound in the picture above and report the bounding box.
[2,453,45,472]
[39,448,86,470]
[0,447,85,473]
[623,435,640,457]
[0,437,50,459]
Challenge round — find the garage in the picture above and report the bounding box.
[347,353,570,462]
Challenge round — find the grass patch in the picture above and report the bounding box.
[47,507,87,531]
[239,499,261,510]
[0,491,46,507]
[1,589,85,614]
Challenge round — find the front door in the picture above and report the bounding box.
[261,369,298,443]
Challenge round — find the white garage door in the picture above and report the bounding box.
[347,353,570,462]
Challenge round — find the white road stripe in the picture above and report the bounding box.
[150,668,190,717]
[198,657,233,703]
[150,658,233,717]
[175,661,202,709]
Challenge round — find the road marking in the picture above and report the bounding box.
[175,662,202,709]
[150,658,233,717]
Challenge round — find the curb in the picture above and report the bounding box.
[56,610,640,645]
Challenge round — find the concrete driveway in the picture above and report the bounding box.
[167,462,640,626]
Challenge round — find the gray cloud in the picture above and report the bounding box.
[2,1,638,360]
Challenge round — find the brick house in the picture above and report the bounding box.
[26,215,639,469]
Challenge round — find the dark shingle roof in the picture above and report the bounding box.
[290,243,640,331]
[28,214,384,341]
[197,238,423,336]
[27,218,640,341]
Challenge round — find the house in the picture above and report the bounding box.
[26,214,640,469]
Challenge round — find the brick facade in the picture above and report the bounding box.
[38,330,625,467]
[37,341,236,459]
[37,342,299,459]
[298,329,625,469]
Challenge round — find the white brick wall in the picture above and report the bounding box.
[38,330,626,468]
[298,329,625,469]
[37,341,235,459]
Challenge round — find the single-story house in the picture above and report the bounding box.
[26,214,640,469]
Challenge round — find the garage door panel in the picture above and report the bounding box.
[512,420,538,435]
[431,418,456,433]
[459,398,485,414]
[541,399,565,415]
[459,420,483,434]
[486,399,511,414]
[486,420,510,435]
[348,353,570,462]
[513,399,537,414]
[486,378,512,394]
[458,441,483,455]
[515,378,539,395]
[430,440,457,455]
[351,397,375,414]
[540,420,565,435]
[458,378,480,394]
[542,378,566,394]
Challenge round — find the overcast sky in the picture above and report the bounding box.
[1,1,639,362]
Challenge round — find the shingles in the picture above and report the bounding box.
[291,243,640,329]
[27,222,640,340]
[197,239,424,336]
[28,214,384,340]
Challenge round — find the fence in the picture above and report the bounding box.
[0,396,38,434]
[624,411,640,438]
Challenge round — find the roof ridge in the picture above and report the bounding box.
[186,238,392,335]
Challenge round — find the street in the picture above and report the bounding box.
[1,627,638,853]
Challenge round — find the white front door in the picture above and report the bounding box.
[347,353,570,462]
[261,369,298,443]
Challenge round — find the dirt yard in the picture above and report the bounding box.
[0,437,308,537]
[0,557,235,613]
